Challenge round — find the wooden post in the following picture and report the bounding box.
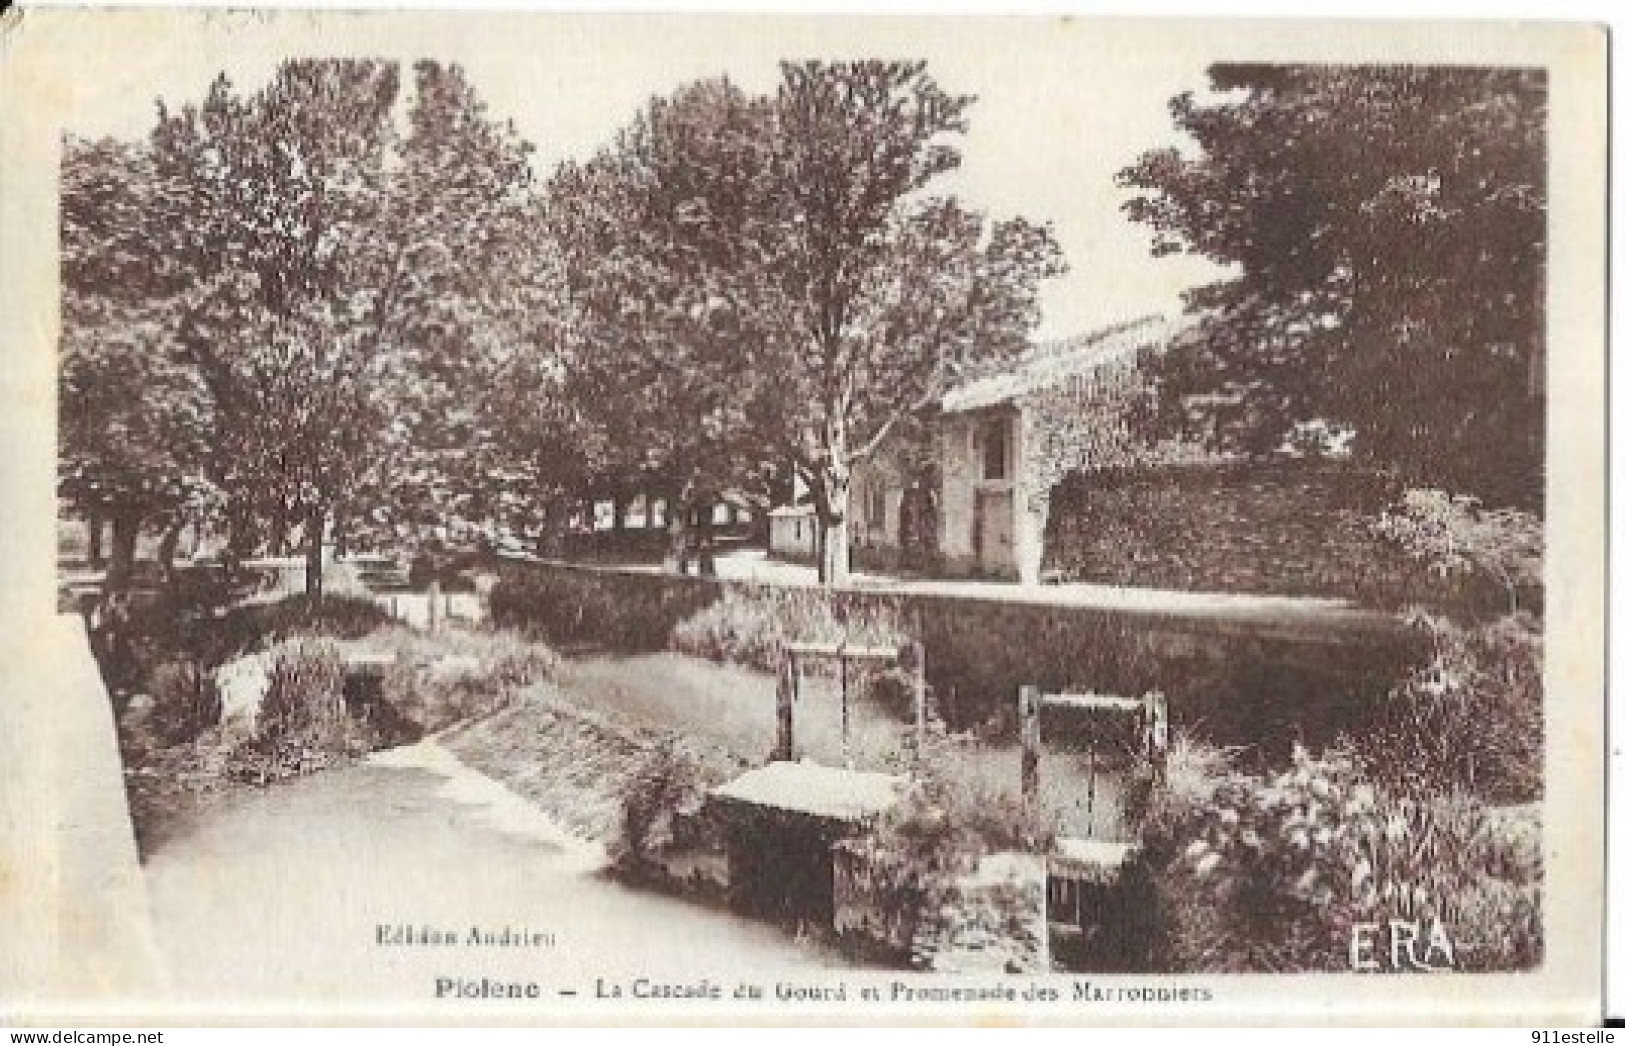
[774,649,795,761]
[910,640,928,768]
[838,644,851,770]
[1019,685,1041,802]
[1143,691,1169,783]
[427,579,441,634]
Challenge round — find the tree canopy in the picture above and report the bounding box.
[61,58,554,595]
[546,78,785,566]
[548,61,1066,580]
[1118,64,1546,508]
[64,56,1064,590]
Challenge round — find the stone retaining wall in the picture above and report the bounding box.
[490,558,1422,753]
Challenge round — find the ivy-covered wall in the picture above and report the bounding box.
[1014,320,1215,583]
[1043,462,1442,605]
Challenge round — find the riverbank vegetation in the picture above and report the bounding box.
[115,590,556,855]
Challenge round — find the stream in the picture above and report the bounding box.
[140,739,853,1010]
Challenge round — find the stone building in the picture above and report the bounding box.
[768,315,1190,583]
[934,315,1184,582]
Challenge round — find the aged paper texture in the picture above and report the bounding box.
[0,8,1607,1026]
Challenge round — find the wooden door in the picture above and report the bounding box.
[975,487,1015,577]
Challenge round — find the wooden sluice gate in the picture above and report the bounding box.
[709,639,922,927]
[772,639,928,766]
[703,633,1169,968]
[1019,684,1168,968]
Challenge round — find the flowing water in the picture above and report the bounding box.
[141,740,852,1012]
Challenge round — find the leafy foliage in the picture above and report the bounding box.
[1352,611,1542,804]
[59,137,223,586]
[611,735,740,870]
[837,722,1055,967]
[1371,489,1543,616]
[1140,741,1541,972]
[62,60,555,592]
[767,61,1067,581]
[1119,65,1545,506]
[544,79,785,563]
[546,61,1066,581]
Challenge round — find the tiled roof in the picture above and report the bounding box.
[940,314,1183,414]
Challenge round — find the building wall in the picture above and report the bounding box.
[769,512,818,562]
[939,413,978,573]
[939,408,1025,579]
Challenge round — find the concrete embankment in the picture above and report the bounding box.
[1,614,167,1013]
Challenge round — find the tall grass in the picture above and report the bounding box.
[1351,611,1542,803]
[358,626,557,734]
[670,586,910,673]
[226,640,363,784]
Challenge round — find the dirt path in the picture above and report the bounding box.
[141,739,850,1012]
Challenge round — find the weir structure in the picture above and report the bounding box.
[705,633,1174,969]
[1019,683,1169,969]
[710,639,924,926]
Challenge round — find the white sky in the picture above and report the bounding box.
[49,12,1232,339]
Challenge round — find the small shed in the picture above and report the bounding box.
[767,504,818,564]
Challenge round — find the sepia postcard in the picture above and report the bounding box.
[0,8,1607,1027]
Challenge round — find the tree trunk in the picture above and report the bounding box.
[667,507,691,575]
[87,510,105,567]
[696,502,717,577]
[819,465,852,586]
[105,510,140,593]
[268,503,289,558]
[818,410,855,586]
[304,504,326,603]
[538,502,563,558]
[227,497,256,560]
[157,518,185,587]
[666,480,694,575]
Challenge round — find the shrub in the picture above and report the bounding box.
[1130,732,1242,844]
[610,734,742,870]
[144,657,222,745]
[1370,488,1543,618]
[1142,743,1542,972]
[372,627,557,734]
[123,593,392,678]
[225,594,393,648]
[227,641,372,784]
[489,564,717,650]
[1351,611,1542,804]
[671,587,910,675]
[838,723,1058,966]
